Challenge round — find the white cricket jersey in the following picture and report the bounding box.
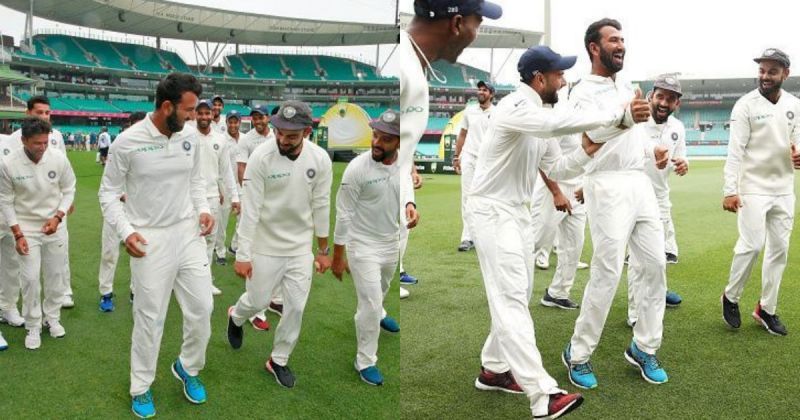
[197,128,239,202]
[399,30,430,203]
[9,127,66,153]
[552,133,584,189]
[334,152,404,248]
[225,131,241,193]
[212,119,226,134]
[98,132,112,148]
[0,134,17,159]
[570,75,653,174]
[0,146,75,233]
[98,114,210,241]
[470,83,625,207]
[236,128,275,164]
[642,115,687,198]
[723,89,800,196]
[459,103,494,158]
[237,139,332,260]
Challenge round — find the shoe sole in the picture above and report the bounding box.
[399,280,418,285]
[540,299,578,310]
[560,351,596,390]
[131,407,156,419]
[171,363,206,404]
[720,295,741,329]
[265,361,294,389]
[623,350,667,385]
[251,322,270,331]
[542,395,584,419]
[267,307,283,317]
[473,378,524,394]
[752,312,787,336]
[665,302,681,308]
[0,318,25,328]
[0,345,7,351]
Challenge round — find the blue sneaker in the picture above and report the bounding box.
[171,359,207,404]
[356,362,384,386]
[380,316,400,333]
[561,344,598,389]
[399,272,418,285]
[624,341,668,384]
[131,390,155,418]
[666,290,682,307]
[99,293,114,312]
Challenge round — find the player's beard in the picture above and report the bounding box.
[758,78,782,98]
[372,146,396,162]
[277,138,302,159]
[599,47,624,74]
[651,104,673,124]
[166,108,184,133]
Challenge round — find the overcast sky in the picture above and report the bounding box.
[2,0,799,83]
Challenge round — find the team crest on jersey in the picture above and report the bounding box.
[306,168,316,179]
[787,111,795,120]
[2,148,8,156]
[182,141,192,151]
[51,139,57,146]
[213,143,220,151]
[47,170,56,179]
[671,132,678,141]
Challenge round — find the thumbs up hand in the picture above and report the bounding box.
[792,144,800,169]
[629,88,651,124]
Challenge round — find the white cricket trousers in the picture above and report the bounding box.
[570,171,666,362]
[0,232,21,312]
[470,196,563,418]
[129,218,213,396]
[214,193,238,259]
[98,219,122,295]
[231,253,314,365]
[459,153,476,243]
[62,218,73,298]
[349,242,398,370]
[19,228,68,330]
[534,183,587,300]
[724,194,794,314]
[530,176,557,257]
[203,197,221,266]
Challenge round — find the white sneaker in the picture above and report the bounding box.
[46,320,66,338]
[535,253,550,270]
[0,331,7,350]
[576,261,589,270]
[211,284,222,296]
[61,294,75,309]
[400,287,410,299]
[25,328,41,350]
[0,308,25,327]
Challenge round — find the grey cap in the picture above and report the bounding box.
[369,109,400,137]
[271,100,314,130]
[652,74,682,97]
[754,48,790,68]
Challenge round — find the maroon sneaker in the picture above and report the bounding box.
[250,315,270,331]
[268,301,284,317]
[473,366,524,394]
[534,392,584,419]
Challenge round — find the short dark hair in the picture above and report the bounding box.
[27,95,50,111]
[155,73,202,110]
[271,106,280,116]
[584,18,622,59]
[129,111,146,125]
[20,117,52,140]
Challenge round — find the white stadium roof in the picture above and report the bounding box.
[398,12,542,49]
[0,0,397,46]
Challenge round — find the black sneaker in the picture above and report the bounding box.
[268,301,283,317]
[540,288,579,310]
[130,292,134,303]
[665,253,678,264]
[752,303,787,336]
[216,257,227,266]
[457,240,474,252]
[721,294,741,329]
[266,358,295,388]
[227,306,243,349]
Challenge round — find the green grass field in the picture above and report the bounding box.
[401,160,800,419]
[0,152,398,419]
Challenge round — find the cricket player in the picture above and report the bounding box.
[211,95,226,133]
[226,101,333,389]
[454,80,494,252]
[99,73,215,418]
[213,110,243,265]
[332,109,406,386]
[0,117,76,350]
[98,112,146,312]
[563,19,670,390]
[195,99,240,296]
[626,74,688,326]
[98,127,112,165]
[721,48,800,336]
[0,134,25,328]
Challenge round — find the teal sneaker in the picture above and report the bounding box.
[355,362,384,386]
[561,344,597,389]
[666,290,682,307]
[131,390,155,418]
[624,341,668,384]
[380,316,400,333]
[171,359,207,404]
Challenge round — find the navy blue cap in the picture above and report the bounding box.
[414,0,502,20]
[249,105,269,116]
[226,110,241,121]
[195,99,212,110]
[271,101,313,130]
[518,46,577,81]
[212,95,224,104]
[477,80,495,93]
